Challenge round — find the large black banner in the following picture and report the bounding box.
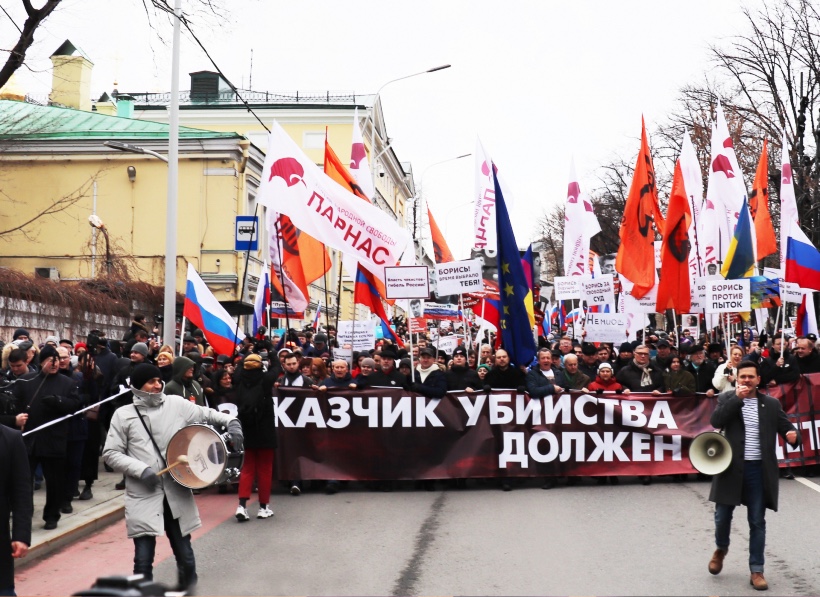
[273,378,820,481]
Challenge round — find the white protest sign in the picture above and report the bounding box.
[333,347,353,367]
[763,267,802,304]
[435,260,483,295]
[435,335,459,355]
[654,240,663,269]
[579,275,615,307]
[692,275,723,312]
[553,276,580,300]
[705,279,750,313]
[681,313,700,338]
[620,277,659,314]
[585,312,627,344]
[384,266,430,299]
[336,320,376,351]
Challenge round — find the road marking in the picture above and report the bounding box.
[795,476,820,494]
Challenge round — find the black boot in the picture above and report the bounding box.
[176,566,198,592]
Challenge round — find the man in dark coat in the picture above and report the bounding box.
[0,423,32,595]
[410,348,447,398]
[794,336,820,374]
[616,344,666,393]
[319,361,354,389]
[368,350,406,388]
[526,348,564,398]
[683,344,717,396]
[445,346,481,392]
[707,361,800,591]
[759,335,799,387]
[11,345,81,529]
[484,349,526,391]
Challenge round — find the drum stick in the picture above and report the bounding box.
[157,455,189,477]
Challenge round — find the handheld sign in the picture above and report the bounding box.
[554,276,580,300]
[579,275,615,307]
[384,266,430,299]
[337,320,377,351]
[705,279,750,313]
[435,260,483,295]
[585,313,627,344]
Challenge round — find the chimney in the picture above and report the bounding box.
[116,94,135,118]
[49,40,93,111]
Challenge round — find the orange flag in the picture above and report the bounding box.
[428,207,454,263]
[615,117,665,298]
[655,160,692,313]
[323,137,393,302]
[270,213,331,305]
[749,139,777,259]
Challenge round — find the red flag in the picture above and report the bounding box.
[269,213,330,314]
[428,207,454,263]
[655,160,692,313]
[615,117,665,298]
[749,139,777,259]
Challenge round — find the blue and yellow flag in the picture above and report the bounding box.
[494,173,536,366]
[721,195,756,279]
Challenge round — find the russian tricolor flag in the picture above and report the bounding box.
[252,263,270,336]
[785,222,820,292]
[312,299,322,331]
[183,264,245,356]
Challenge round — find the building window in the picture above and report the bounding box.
[303,131,325,149]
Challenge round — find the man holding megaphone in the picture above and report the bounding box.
[706,361,799,591]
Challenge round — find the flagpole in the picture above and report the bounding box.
[178,316,186,356]
[232,204,259,359]
[322,245,332,329]
[334,266,343,332]
[273,215,292,335]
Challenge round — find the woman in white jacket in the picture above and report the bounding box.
[712,346,745,394]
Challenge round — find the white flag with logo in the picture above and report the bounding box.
[349,108,375,200]
[474,137,497,251]
[563,159,600,277]
[257,122,410,280]
[779,130,800,272]
[679,132,704,281]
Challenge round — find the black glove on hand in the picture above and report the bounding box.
[41,395,61,408]
[140,467,160,487]
[227,419,244,452]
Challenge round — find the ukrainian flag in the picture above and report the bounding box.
[721,196,756,279]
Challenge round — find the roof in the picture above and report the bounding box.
[0,100,242,141]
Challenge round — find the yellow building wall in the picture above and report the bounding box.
[0,151,254,303]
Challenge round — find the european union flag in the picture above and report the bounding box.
[494,172,536,366]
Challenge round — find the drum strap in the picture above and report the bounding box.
[133,405,167,468]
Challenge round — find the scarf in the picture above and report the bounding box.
[132,383,166,408]
[416,363,438,383]
[633,359,654,387]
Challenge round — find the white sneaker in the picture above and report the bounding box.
[257,506,274,519]
[290,484,301,496]
[235,505,250,522]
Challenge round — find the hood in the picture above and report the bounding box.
[171,356,196,384]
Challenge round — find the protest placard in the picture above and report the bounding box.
[579,275,615,307]
[585,312,627,343]
[435,260,483,295]
[554,276,580,300]
[337,320,376,351]
[705,279,750,313]
[384,266,430,299]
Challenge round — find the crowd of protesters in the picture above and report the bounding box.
[4,314,820,535]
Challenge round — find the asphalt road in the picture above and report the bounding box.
[133,474,820,596]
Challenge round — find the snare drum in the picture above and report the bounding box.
[166,424,244,489]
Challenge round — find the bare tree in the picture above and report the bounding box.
[0,0,229,90]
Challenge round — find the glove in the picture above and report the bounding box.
[140,467,160,487]
[483,385,492,393]
[516,386,526,394]
[41,395,61,408]
[227,419,244,452]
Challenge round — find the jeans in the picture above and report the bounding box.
[714,460,766,573]
[133,499,197,587]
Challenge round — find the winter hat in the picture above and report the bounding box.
[361,358,376,368]
[130,363,163,390]
[39,344,59,363]
[244,354,263,370]
[44,335,60,346]
[130,342,149,357]
[12,328,29,340]
[598,362,613,371]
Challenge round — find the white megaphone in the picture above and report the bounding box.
[689,431,733,476]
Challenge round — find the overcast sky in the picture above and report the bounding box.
[7,0,758,258]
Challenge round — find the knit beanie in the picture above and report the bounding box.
[130,363,163,390]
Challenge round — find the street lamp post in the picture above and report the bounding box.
[369,65,451,202]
